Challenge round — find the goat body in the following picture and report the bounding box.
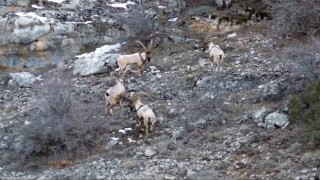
[133,99,157,134]
[208,42,225,71]
[117,52,148,74]
[117,40,153,75]
[105,78,125,115]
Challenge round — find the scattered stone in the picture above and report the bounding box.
[144,147,158,157]
[9,72,36,88]
[264,112,289,129]
[105,138,119,149]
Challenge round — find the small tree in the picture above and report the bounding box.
[288,82,320,146]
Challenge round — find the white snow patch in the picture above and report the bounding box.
[128,138,136,143]
[111,137,119,140]
[31,4,45,9]
[15,12,48,23]
[75,43,124,59]
[106,1,135,10]
[168,17,178,22]
[24,121,31,126]
[71,21,92,24]
[158,5,166,9]
[48,0,65,3]
[119,127,133,134]
[227,32,237,39]
[119,129,126,134]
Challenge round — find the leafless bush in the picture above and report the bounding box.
[7,76,107,169]
[284,36,320,81]
[268,0,320,37]
[114,7,156,41]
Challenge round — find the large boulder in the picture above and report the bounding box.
[73,43,123,76]
[264,112,289,129]
[8,72,36,88]
[73,54,120,76]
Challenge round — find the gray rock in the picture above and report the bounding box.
[9,24,50,45]
[258,81,283,101]
[196,118,207,129]
[105,139,119,149]
[215,0,233,7]
[73,53,120,76]
[172,127,183,140]
[144,147,158,157]
[9,72,36,88]
[264,112,289,129]
[252,106,268,124]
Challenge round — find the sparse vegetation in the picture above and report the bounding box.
[114,7,156,41]
[269,0,320,37]
[5,75,108,169]
[284,36,320,80]
[288,82,320,146]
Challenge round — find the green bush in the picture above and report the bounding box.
[288,82,320,145]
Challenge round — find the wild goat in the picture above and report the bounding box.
[117,40,153,75]
[105,74,126,115]
[208,42,225,71]
[128,92,158,134]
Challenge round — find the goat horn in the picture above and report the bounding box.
[136,40,148,51]
[148,39,153,51]
[129,91,150,101]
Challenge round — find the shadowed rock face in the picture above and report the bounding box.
[0,0,30,16]
[0,0,129,70]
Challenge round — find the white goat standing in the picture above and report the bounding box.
[208,42,225,71]
[105,75,126,115]
[129,92,158,134]
[117,40,153,75]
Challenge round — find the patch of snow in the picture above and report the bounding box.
[48,0,65,3]
[24,121,31,126]
[158,6,166,9]
[71,21,92,24]
[15,12,48,23]
[119,129,126,134]
[119,127,133,134]
[227,32,237,38]
[168,17,178,22]
[128,138,136,143]
[111,137,119,140]
[106,1,135,10]
[31,4,45,9]
[75,43,124,59]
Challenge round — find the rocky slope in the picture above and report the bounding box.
[0,0,319,179]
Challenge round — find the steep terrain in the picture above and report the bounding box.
[0,0,319,179]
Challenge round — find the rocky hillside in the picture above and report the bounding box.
[0,0,320,179]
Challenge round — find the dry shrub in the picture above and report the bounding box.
[114,7,156,41]
[284,36,320,81]
[269,0,320,37]
[6,75,108,169]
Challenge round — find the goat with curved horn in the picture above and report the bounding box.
[117,39,154,75]
[129,91,158,134]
